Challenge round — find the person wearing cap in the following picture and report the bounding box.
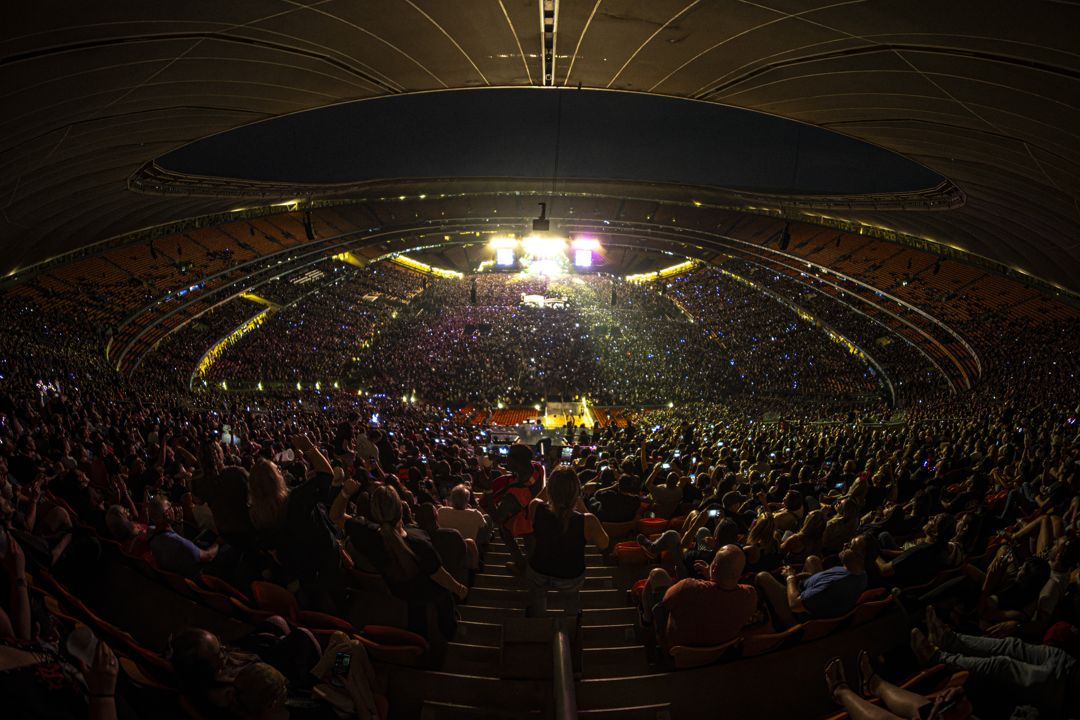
[487,444,544,574]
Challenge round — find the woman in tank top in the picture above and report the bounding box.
[525,466,609,618]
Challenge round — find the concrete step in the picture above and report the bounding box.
[486,549,605,564]
[458,604,638,626]
[480,564,617,580]
[581,624,640,648]
[466,587,625,610]
[455,620,501,646]
[579,704,672,719]
[582,646,652,679]
[443,641,500,676]
[421,701,543,719]
[472,572,616,591]
[387,668,547,718]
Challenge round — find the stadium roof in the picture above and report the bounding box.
[4,1,1079,291]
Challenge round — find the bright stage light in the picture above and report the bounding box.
[530,259,563,276]
[574,249,593,268]
[522,234,567,258]
[488,236,518,249]
[496,247,516,266]
[571,236,600,251]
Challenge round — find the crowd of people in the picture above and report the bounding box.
[341,268,884,407]
[0,255,1078,719]
[198,263,425,386]
[138,262,891,407]
[730,260,949,405]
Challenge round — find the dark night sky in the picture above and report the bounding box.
[160,87,942,196]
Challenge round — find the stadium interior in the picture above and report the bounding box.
[1,3,1079,719]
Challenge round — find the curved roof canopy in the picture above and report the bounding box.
[3,1,1079,290]
[157,88,943,194]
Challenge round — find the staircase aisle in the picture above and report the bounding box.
[380,536,671,719]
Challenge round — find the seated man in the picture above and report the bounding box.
[147,495,218,578]
[878,512,961,588]
[756,534,872,629]
[588,474,644,523]
[772,490,805,536]
[416,503,471,584]
[168,621,322,715]
[437,484,489,545]
[654,544,758,653]
[644,469,684,520]
[821,499,860,556]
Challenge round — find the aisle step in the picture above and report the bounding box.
[472,572,616,590]
[421,701,543,719]
[458,604,524,622]
[387,668,548,717]
[443,641,500,675]
[579,703,672,719]
[455,620,501,645]
[582,646,652,678]
[467,587,624,609]
[487,550,605,564]
[581,624,640,648]
[480,564,616,580]
[459,604,637,625]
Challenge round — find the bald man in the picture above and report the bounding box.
[656,544,758,653]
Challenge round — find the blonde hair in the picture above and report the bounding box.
[370,485,418,580]
[248,460,288,530]
[547,465,581,532]
[747,512,776,547]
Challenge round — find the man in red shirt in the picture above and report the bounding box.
[658,544,757,653]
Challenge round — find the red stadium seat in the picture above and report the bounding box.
[613,541,650,565]
[250,581,356,633]
[636,517,668,535]
[741,625,803,657]
[669,637,743,669]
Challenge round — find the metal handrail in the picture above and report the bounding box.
[552,619,578,720]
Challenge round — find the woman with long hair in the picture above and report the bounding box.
[781,508,827,565]
[743,511,782,573]
[525,465,608,618]
[192,439,253,544]
[347,485,467,640]
[247,459,288,533]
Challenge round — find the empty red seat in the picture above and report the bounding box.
[250,581,355,632]
[614,541,650,565]
[637,517,668,535]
